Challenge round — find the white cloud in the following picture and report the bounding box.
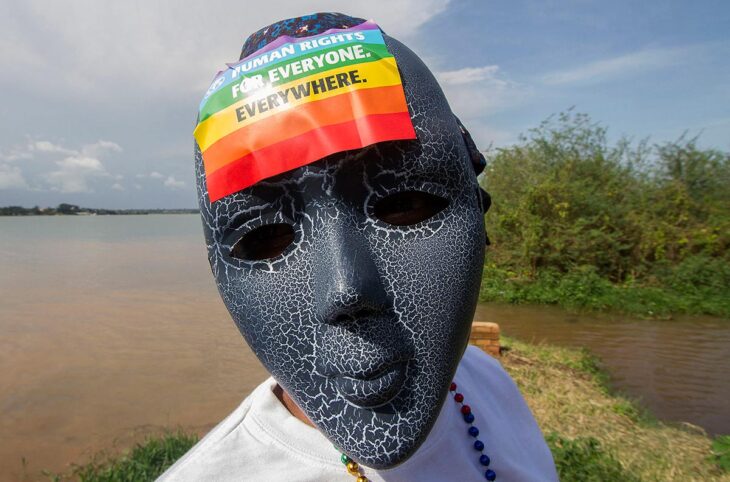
[111,182,124,191]
[81,140,122,158]
[1,139,120,164]
[163,176,185,190]
[58,156,103,171]
[434,65,530,148]
[44,155,107,193]
[32,140,76,155]
[354,0,450,37]
[138,170,185,189]
[0,147,33,162]
[0,164,28,190]
[541,46,689,85]
[436,64,531,121]
[437,66,501,86]
[1,138,122,194]
[0,1,449,103]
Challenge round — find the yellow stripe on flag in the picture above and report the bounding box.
[194,57,403,152]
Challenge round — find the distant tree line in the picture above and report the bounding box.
[0,203,198,216]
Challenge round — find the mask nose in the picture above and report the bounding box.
[314,221,389,326]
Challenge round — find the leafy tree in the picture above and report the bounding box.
[480,111,729,315]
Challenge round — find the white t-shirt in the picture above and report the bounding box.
[158,346,558,481]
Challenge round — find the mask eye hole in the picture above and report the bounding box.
[373,191,449,226]
[230,223,295,261]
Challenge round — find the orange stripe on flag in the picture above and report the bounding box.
[206,111,416,202]
[201,84,409,176]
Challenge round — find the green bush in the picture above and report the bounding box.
[480,111,730,316]
[656,255,730,293]
[545,432,642,481]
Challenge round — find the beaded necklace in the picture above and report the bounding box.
[338,382,497,481]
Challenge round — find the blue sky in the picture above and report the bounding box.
[0,0,727,209]
[421,0,730,148]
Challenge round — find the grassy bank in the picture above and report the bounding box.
[480,111,730,318]
[501,336,729,481]
[45,432,198,482]
[479,262,730,318]
[48,339,729,481]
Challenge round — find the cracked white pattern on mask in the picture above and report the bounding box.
[195,36,485,469]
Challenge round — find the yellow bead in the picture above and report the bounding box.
[356,477,368,482]
[346,461,360,475]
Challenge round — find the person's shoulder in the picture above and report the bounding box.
[458,344,530,408]
[155,379,269,482]
[459,344,512,386]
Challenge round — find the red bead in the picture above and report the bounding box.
[454,393,464,403]
[450,382,457,391]
[461,405,471,414]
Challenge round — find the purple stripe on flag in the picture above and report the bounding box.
[237,20,380,63]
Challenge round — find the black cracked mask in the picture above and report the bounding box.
[195,14,486,469]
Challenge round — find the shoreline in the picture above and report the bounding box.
[0,208,198,216]
[479,265,730,320]
[41,337,730,482]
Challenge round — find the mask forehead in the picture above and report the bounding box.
[201,35,472,222]
[195,26,485,469]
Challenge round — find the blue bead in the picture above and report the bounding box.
[463,412,475,423]
[474,440,484,451]
[485,469,496,481]
[480,454,490,466]
[468,426,480,437]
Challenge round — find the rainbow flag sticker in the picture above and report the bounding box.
[194,21,417,203]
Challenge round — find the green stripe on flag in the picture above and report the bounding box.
[199,43,393,123]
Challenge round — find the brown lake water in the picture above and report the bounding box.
[1,215,728,481]
[474,304,730,436]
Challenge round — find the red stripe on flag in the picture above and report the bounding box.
[201,85,410,175]
[206,111,416,202]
